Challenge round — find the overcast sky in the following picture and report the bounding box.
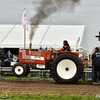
[0,0,100,53]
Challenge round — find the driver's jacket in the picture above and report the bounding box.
[62,45,70,51]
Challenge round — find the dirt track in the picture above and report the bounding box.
[0,79,100,95]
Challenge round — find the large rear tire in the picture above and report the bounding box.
[12,63,27,78]
[51,53,84,84]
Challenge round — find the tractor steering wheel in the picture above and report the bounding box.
[50,47,56,53]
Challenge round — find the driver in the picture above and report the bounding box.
[62,40,71,51]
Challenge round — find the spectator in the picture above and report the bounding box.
[84,56,89,66]
[92,47,100,83]
[89,54,92,59]
[3,58,10,67]
[79,56,82,60]
[81,56,84,63]
[49,55,55,77]
[49,55,54,64]
[44,47,47,52]
[46,54,55,68]
[84,56,89,63]
[0,59,3,67]
[38,47,44,51]
[6,50,12,61]
[0,59,3,75]
[0,52,6,62]
[89,58,92,68]
[43,55,55,77]
[12,54,18,62]
[84,59,89,68]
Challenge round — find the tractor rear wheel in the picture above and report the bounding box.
[51,53,83,84]
[12,63,27,78]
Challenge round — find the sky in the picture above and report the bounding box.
[0,0,100,54]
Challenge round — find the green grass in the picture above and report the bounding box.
[0,93,98,100]
[2,72,54,81]
[3,72,91,81]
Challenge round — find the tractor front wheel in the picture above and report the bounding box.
[12,63,27,78]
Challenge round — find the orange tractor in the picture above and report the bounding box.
[12,47,84,84]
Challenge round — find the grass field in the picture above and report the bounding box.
[0,93,98,100]
[2,71,92,81]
